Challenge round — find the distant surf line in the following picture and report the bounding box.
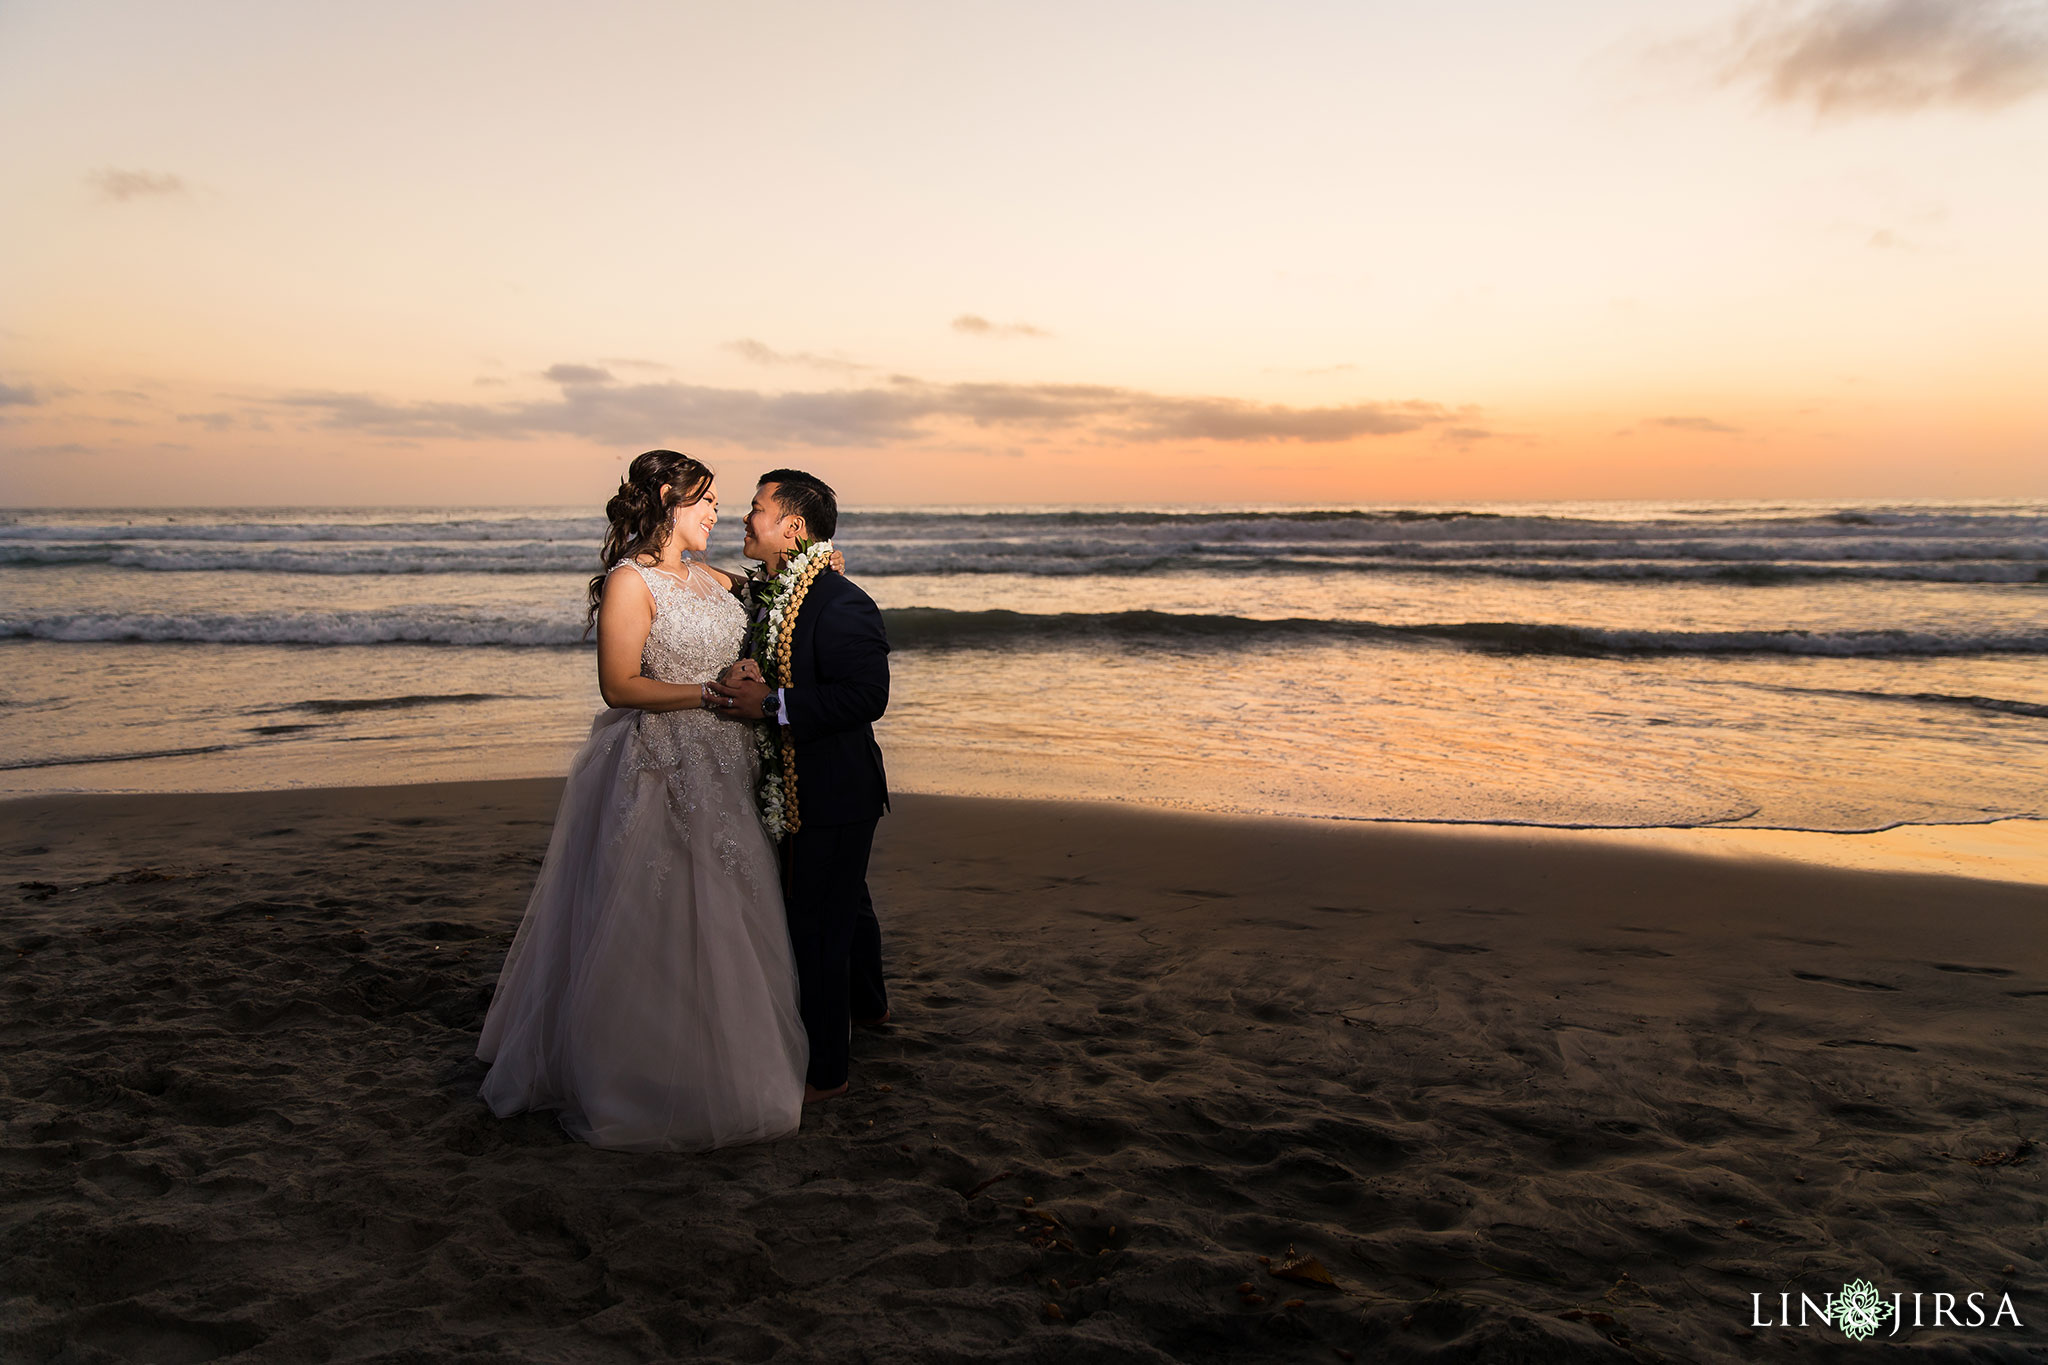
[6,607,2047,660]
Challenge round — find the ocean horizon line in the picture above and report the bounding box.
[5,494,2046,517]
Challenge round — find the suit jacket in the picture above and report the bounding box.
[780,569,890,826]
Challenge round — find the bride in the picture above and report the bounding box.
[475,449,809,1151]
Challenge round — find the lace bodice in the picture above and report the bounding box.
[599,559,764,881]
[612,558,748,684]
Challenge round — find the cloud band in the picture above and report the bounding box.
[276,370,1459,448]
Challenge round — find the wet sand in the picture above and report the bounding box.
[3,782,2043,1363]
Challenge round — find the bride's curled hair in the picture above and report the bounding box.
[586,449,713,631]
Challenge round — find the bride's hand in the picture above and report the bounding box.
[829,548,846,574]
[720,659,764,688]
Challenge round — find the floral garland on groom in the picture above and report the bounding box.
[745,537,835,839]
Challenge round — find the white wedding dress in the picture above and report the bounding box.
[475,558,807,1151]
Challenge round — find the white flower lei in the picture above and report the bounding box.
[751,539,834,839]
[757,539,834,666]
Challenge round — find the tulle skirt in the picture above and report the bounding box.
[476,707,807,1151]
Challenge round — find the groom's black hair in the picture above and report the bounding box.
[759,468,837,541]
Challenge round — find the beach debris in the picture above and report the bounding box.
[1041,1301,1063,1321]
[1283,1298,1306,1309]
[1966,1140,2033,1167]
[1603,1272,1656,1308]
[1023,1196,1035,1207]
[875,1083,894,1093]
[1557,1309,1616,1328]
[1237,1282,1256,1294]
[963,1170,1014,1198]
[1240,1292,1267,1308]
[1017,1206,1076,1253]
[1270,1248,1337,1289]
[1735,1218,1753,1229]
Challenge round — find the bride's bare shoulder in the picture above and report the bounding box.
[603,560,654,597]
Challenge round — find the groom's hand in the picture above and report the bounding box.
[706,676,775,720]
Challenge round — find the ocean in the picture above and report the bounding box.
[2,500,2043,833]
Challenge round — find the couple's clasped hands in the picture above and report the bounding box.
[705,659,776,721]
[703,544,844,721]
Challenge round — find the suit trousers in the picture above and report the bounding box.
[784,817,887,1089]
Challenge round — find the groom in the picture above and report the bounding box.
[709,469,891,1103]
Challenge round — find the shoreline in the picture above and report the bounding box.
[8,776,2045,888]
[5,783,2043,1362]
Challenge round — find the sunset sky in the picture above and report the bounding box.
[2,0,2044,507]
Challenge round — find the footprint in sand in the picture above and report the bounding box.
[1791,970,1898,992]
[69,1304,266,1364]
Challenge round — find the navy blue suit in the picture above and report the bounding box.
[778,569,889,1088]
[780,570,889,825]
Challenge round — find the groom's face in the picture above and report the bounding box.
[742,482,802,565]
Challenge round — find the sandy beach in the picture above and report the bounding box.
[3,782,2044,1363]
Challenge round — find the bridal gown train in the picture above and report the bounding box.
[475,558,807,1151]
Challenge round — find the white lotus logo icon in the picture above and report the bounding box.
[1834,1280,1895,1341]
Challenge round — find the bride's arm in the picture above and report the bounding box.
[595,569,718,713]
